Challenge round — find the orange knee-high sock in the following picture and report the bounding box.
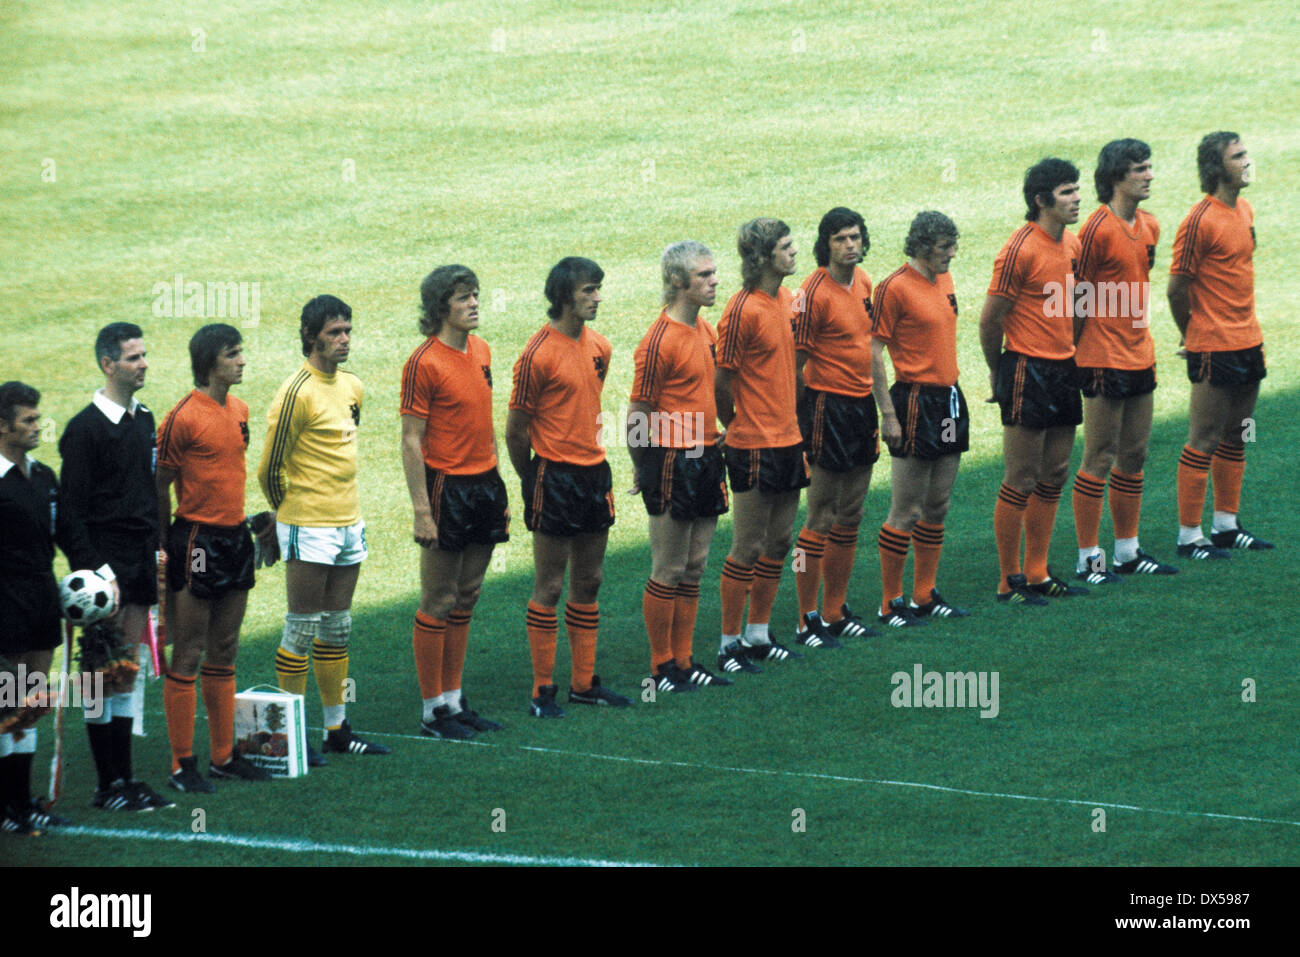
[1071,470,1106,551]
[163,671,196,773]
[412,611,446,701]
[1177,445,1212,527]
[1108,469,1143,541]
[1024,482,1063,583]
[199,664,235,767]
[911,521,944,605]
[1211,441,1246,515]
[443,609,472,696]
[878,524,910,615]
[821,524,859,621]
[643,579,677,671]
[565,602,599,694]
[525,601,558,697]
[994,484,1030,591]
[719,558,754,636]
[793,528,826,616]
[747,557,784,626]
[671,581,700,670]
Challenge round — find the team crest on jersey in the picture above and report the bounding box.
[947,293,959,316]
[593,355,606,381]
[1146,245,1156,270]
[481,365,492,388]
[349,402,360,426]
[239,421,249,446]
[1071,257,1079,274]
[862,297,873,318]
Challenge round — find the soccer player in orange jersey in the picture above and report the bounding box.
[156,325,274,792]
[1070,139,1179,580]
[401,266,509,738]
[790,207,882,644]
[1168,132,1272,557]
[714,219,807,673]
[627,241,731,693]
[872,211,971,625]
[980,158,1089,605]
[507,257,631,716]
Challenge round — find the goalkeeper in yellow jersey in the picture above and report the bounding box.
[258,295,389,762]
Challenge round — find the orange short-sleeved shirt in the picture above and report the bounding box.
[1170,195,1260,352]
[156,390,249,526]
[509,325,610,466]
[792,267,874,397]
[1075,205,1159,370]
[715,287,801,450]
[987,222,1081,360]
[630,312,720,449]
[872,264,960,386]
[401,334,497,475]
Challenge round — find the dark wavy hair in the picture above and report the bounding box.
[1023,158,1080,221]
[300,295,351,357]
[813,207,868,268]
[189,323,242,387]
[0,381,40,426]
[419,266,478,336]
[1197,131,1240,194]
[1094,139,1151,204]
[544,257,603,320]
[904,211,958,258]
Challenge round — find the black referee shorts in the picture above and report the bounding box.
[996,351,1083,429]
[426,466,511,552]
[638,444,729,520]
[92,527,159,606]
[165,518,255,601]
[1186,345,1266,387]
[887,381,970,460]
[723,443,810,495]
[798,387,880,471]
[0,576,62,654]
[523,458,616,537]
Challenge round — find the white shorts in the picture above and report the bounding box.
[277,521,368,566]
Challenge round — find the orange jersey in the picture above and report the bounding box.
[157,390,249,526]
[1170,195,1261,352]
[1075,205,1159,370]
[872,264,960,386]
[509,324,610,466]
[401,334,497,474]
[987,222,1081,360]
[630,311,720,449]
[715,286,802,450]
[792,267,874,397]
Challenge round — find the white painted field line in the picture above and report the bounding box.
[53,825,658,867]
[365,730,1300,829]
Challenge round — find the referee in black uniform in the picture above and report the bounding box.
[57,323,172,812]
[0,381,78,834]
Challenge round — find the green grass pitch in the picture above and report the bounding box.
[2,0,1297,867]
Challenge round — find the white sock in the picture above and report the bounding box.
[422,695,442,722]
[1178,525,1204,546]
[1212,511,1238,533]
[743,623,771,646]
[1114,537,1139,564]
[443,689,462,714]
[323,704,345,728]
[719,633,740,653]
[1077,547,1101,572]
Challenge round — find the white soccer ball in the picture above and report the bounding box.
[59,570,116,624]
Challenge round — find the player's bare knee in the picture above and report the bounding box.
[453,583,482,611]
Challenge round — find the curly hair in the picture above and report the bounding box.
[904,211,959,259]
[813,207,868,268]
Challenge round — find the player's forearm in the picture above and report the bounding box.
[504,411,532,479]
[870,342,896,422]
[625,401,651,472]
[714,369,735,428]
[978,296,1009,373]
[155,473,174,547]
[1167,277,1192,338]
[400,434,431,518]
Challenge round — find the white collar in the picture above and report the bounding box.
[92,389,142,424]
[0,450,34,477]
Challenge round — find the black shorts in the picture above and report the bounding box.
[523,458,616,537]
[1186,345,1267,387]
[91,527,159,606]
[165,519,255,601]
[1077,364,1157,400]
[638,444,729,520]
[0,574,61,654]
[888,382,970,460]
[426,466,511,552]
[996,351,1083,429]
[723,443,810,494]
[798,387,880,471]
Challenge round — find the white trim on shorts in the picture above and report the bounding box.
[276,520,368,566]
